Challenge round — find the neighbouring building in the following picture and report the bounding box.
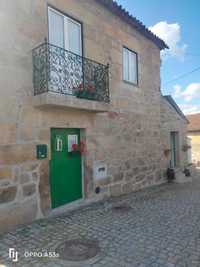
[160,96,189,175]
[0,0,188,232]
[187,113,200,167]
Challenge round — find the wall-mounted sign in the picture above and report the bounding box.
[93,161,107,180]
[68,134,78,152]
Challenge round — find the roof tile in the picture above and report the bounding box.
[187,113,200,132]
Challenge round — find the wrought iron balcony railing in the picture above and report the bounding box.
[32,42,110,103]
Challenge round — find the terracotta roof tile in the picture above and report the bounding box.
[187,113,200,132]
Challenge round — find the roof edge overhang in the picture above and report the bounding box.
[188,130,200,133]
[96,0,169,50]
[163,95,189,123]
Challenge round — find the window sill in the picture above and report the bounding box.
[123,79,139,88]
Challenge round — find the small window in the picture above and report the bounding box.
[123,47,138,85]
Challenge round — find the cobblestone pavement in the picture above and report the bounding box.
[1,179,200,267]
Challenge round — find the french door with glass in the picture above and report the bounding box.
[48,7,83,94]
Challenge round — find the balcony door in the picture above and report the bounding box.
[48,7,83,94]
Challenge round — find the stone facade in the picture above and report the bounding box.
[0,0,187,232]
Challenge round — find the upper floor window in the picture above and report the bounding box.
[123,47,138,85]
[48,7,82,56]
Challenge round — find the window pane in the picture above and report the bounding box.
[123,48,129,81]
[48,9,64,48]
[129,51,137,83]
[68,19,82,56]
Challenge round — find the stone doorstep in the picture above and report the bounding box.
[174,169,193,184]
[47,194,107,219]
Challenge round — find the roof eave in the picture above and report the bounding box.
[96,0,169,50]
[188,129,200,133]
[163,95,189,123]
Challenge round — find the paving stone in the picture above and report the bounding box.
[1,178,200,266]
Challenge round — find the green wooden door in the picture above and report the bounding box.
[50,128,82,208]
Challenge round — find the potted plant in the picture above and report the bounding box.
[73,82,84,97]
[164,148,171,157]
[182,144,191,152]
[183,168,191,177]
[69,140,86,155]
[166,167,175,182]
[84,82,95,100]
[73,81,96,99]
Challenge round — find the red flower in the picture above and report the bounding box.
[88,84,94,93]
[80,140,86,154]
[72,143,78,151]
[78,82,84,91]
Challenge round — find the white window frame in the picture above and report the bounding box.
[123,47,138,85]
[48,6,82,56]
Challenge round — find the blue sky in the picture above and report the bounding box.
[116,0,200,114]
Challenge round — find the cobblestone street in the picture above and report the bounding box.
[1,178,200,267]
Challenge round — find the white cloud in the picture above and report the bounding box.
[173,84,182,98]
[149,21,187,60]
[173,83,200,102]
[179,104,200,115]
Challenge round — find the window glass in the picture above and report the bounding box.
[129,51,137,84]
[48,9,64,48]
[123,47,138,84]
[48,7,82,56]
[123,48,129,81]
[68,19,81,55]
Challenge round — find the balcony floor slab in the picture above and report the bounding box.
[32,92,110,112]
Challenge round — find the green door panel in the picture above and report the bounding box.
[50,128,82,208]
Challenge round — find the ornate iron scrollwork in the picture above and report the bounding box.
[32,42,110,103]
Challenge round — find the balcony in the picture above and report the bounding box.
[32,42,110,112]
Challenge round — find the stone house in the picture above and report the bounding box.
[0,0,188,232]
[187,113,200,167]
[160,95,189,178]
